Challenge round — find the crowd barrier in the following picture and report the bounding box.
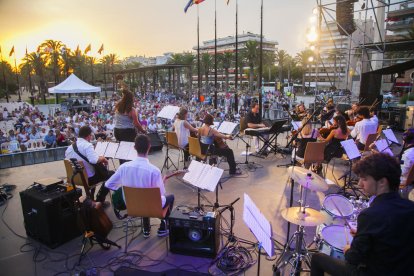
[0,146,68,169]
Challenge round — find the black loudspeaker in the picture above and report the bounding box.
[19,185,82,248]
[148,132,163,152]
[168,208,220,258]
[336,0,357,36]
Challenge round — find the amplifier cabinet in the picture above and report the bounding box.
[168,208,220,258]
[19,186,82,248]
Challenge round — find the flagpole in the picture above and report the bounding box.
[197,5,201,101]
[13,51,21,102]
[101,47,107,99]
[258,0,263,118]
[26,48,34,105]
[234,0,238,113]
[214,0,217,109]
[0,48,9,103]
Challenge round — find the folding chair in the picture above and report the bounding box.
[64,159,100,199]
[123,186,169,252]
[296,141,327,176]
[188,136,207,161]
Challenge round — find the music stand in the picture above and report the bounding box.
[182,160,224,210]
[339,139,363,196]
[157,105,180,121]
[243,193,274,276]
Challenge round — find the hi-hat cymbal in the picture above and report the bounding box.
[288,166,328,192]
[281,207,328,227]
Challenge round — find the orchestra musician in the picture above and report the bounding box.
[245,102,269,153]
[399,128,414,187]
[198,114,240,175]
[345,102,360,122]
[292,116,319,166]
[350,106,378,150]
[311,153,414,276]
[173,107,198,166]
[294,102,308,120]
[318,115,350,162]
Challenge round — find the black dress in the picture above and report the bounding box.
[324,137,345,162]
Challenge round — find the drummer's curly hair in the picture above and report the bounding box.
[353,153,401,191]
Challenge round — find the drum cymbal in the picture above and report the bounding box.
[281,207,328,227]
[288,166,328,192]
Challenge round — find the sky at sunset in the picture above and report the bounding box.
[0,0,316,64]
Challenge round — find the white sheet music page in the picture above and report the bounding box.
[115,141,134,160]
[292,121,302,131]
[202,166,224,192]
[243,194,274,257]
[383,129,399,144]
[127,144,138,160]
[218,121,238,134]
[157,105,180,120]
[375,139,394,156]
[183,160,203,185]
[95,142,108,156]
[340,139,361,160]
[105,142,119,158]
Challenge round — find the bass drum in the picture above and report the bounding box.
[318,225,353,260]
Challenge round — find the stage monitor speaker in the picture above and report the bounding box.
[168,208,220,258]
[19,185,82,248]
[148,132,163,152]
[336,0,357,36]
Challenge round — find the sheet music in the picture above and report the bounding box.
[157,105,180,120]
[243,194,274,257]
[94,141,108,156]
[218,121,238,134]
[115,141,135,160]
[383,129,399,144]
[182,161,223,192]
[292,121,302,131]
[105,142,119,158]
[245,127,270,132]
[375,139,394,156]
[340,139,361,160]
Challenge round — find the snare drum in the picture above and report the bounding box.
[323,194,354,218]
[318,225,353,260]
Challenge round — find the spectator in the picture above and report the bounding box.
[44,130,57,148]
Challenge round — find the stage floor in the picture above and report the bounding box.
[0,137,365,275]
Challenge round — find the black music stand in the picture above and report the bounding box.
[256,119,288,156]
[236,133,258,169]
[161,139,178,173]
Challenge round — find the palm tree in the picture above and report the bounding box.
[295,49,314,93]
[201,53,212,93]
[39,40,65,84]
[182,52,195,91]
[285,55,296,83]
[21,52,47,103]
[242,40,259,93]
[103,53,120,91]
[275,49,289,84]
[218,52,233,92]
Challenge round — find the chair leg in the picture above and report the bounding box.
[124,218,130,253]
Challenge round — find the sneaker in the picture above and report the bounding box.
[143,229,150,238]
[157,220,169,237]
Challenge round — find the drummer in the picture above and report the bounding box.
[311,153,414,276]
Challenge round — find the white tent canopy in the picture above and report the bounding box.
[48,74,101,94]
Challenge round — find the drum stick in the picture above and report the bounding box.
[344,227,350,245]
[331,200,352,229]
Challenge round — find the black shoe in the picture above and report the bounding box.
[157,220,169,237]
[143,229,150,238]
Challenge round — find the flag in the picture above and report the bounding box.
[84,44,91,54]
[184,0,205,13]
[9,46,14,57]
[226,0,230,4]
[98,44,104,55]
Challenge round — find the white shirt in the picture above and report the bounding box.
[351,119,378,145]
[65,138,99,177]
[105,157,166,207]
[401,147,414,184]
[174,119,190,148]
[370,115,379,125]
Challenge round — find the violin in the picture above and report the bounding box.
[346,115,362,126]
[319,125,338,138]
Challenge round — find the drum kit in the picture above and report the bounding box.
[273,166,370,276]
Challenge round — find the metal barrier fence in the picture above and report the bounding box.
[0,146,68,169]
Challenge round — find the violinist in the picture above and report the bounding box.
[198,114,240,175]
[318,115,350,162]
[294,102,307,120]
[350,106,378,150]
[292,116,319,165]
[345,103,360,125]
[173,107,198,165]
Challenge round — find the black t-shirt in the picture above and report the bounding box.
[246,111,262,126]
